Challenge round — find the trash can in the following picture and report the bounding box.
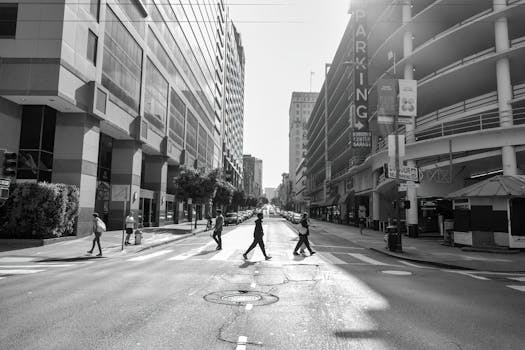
[134,229,142,245]
[386,225,399,251]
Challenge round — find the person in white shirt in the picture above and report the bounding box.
[125,213,136,245]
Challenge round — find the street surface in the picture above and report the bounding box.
[1,217,524,349]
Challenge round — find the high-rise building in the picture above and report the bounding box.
[289,92,319,186]
[222,19,245,190]
[0,0,242,232]
[243,155,262,198]
[306,0,525,247]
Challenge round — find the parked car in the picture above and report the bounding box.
[292,212,302,224]
[224,212,241,225]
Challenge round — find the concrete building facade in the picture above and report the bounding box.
[243,154,262,198]
[306,0,525,247]
[0,0,244,233]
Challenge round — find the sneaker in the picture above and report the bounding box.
[265,256,272,260]
[310,251,316,256]
[242,253,248,260]
[216,246,222,250]
[96,253,103,257]
[293,252,300,256]
[87,250,92,254]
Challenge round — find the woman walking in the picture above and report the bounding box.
[293,213,315,256]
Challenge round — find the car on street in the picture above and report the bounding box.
[292,212,302,224]
[224,212,241,225]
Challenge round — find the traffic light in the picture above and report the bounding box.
[3,151,18,178]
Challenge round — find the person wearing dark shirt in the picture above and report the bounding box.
[212,210,224,250]
[243,213,272,260]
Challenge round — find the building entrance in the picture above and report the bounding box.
[139,189,156,227]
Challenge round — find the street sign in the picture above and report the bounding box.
[0,177,10,200]
[377,115,413,125]
[111,185,130,201]
[398,79,417,118]
[377,79,397,116]
[352,132,371,147]
[385,164,421,182]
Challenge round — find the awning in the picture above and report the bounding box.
[447,175,525,198]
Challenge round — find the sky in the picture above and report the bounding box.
[228,0,351,189]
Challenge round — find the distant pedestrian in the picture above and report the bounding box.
[88,213,106,256]
[293,213,315,256]
[212,210,224,250]
[125,213,135,245]
[358,205,367,235]
[243,212,272,260]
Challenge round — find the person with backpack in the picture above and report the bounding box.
[293,213,315,256]
[88,212,105,256]
[243,212,272,261]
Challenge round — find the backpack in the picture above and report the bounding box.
[96,218,106,232]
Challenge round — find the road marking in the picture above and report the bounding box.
[236,336,247,350]
[310,244,365,250]
[508,277,525,282]
[507,285,525,292]
[0,257,36,263]
[382,270,412,276]
[0,264,74,268]
[245,304,253,311]
[168,244,213,261]
[0,277,5,280]
[0,269,45,275]
[250,282,256,288]
[318,252,347,265]
[128,250,173,262]
[210,249,236,261]
[443,270,489,280]
[347,253,389,266]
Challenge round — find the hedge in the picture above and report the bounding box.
[0,182,80,239]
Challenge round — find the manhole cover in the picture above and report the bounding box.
[204,290,279,306]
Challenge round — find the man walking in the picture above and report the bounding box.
[88,213,105,256]
[293,213,315,256]
[212,209,224,250]
[243,212,272,260]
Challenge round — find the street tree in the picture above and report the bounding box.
[231,190,246,211]
[213,181,233,211]
[259,196,269,205]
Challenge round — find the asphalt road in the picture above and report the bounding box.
[1,217,524,350]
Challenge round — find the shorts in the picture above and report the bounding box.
[94,231,102,238]
[126,228,133,234]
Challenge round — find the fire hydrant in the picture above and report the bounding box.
[134,229,142,245]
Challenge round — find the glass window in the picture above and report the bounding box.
[101,7,142,113]
[87,0,100,20]
[169,89,186,147]
[116,0,145,38]
[144,58,168,133]
[87,30,98,65]
[186,111,198,158]
[0,4,17,38]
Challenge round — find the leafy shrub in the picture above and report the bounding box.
[0,182,80,239]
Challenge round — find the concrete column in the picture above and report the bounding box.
[143,156,168,227]
[372,170,380,230]
[402,0,419,237]
[108,140,142,230]
[52,113,100,236]
[494,1,517,175]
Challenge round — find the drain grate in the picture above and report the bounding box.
[204,290,279,306]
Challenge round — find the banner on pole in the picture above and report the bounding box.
[398,79,417,117]
[377,78,397,117]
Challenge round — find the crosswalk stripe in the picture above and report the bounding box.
[318,253,348,265]
[0,257,36,263]
[0,264,74,268]
[508,277,525,282]
[128,250,173,262]
[347,253,389,265]
[0,269,45,275]
[210,249,237,261]
[168,244,214,260]
[507,285,525,292]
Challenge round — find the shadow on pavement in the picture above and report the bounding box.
[238,261,257,268]
[36,256,105,262]
[194,249,219,257]
[334,330,385,339]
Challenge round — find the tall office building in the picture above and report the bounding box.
[289,92,319,186]
[306,0,525,247]
[222,19,245,190]
[0,0,243,232]
[243,155,262,198]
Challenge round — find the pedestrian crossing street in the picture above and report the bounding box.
[0,256,93,280]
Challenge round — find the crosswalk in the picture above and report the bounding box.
[0,257,92,280]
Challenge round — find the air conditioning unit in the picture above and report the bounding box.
[87,81,109,119]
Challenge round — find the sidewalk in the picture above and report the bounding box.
[308,219,525,273]
[0,219,211,259]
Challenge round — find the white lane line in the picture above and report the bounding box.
[443,270,490,280]
[0,265,74,268]
[128,250,173,262]
[0,277,4,280]
[245,304,253,311]
[250,282,256,288]
[0,269,45,275]
[319,252,348,265]
[311,244,365,250]
[236,336,247,350]
[507,285,525,292]
[0,257,36,263]
[347,253,389,266]
[508,277,525,282]
[399,261,433,269]
[210,249,237,261]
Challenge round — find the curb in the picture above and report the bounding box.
[369,247,474,270]
[134,228,208,253]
